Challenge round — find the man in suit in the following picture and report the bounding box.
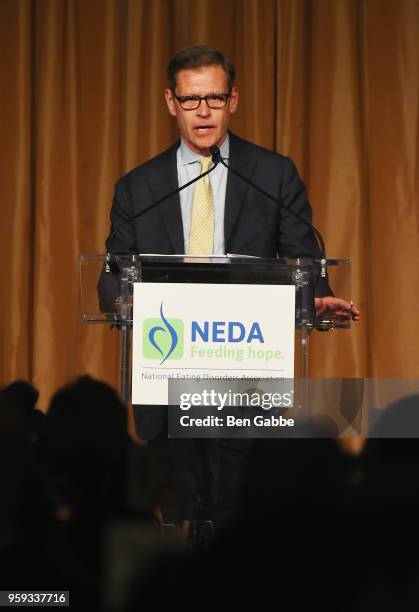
[102,46,359,523]
[109,49,322,260]
[106,45,358,311]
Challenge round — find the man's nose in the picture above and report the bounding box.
[196,101,211,117]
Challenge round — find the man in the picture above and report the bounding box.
[102,46,359,522]
[106,45,359,317]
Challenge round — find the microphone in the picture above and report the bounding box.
[105,153,220,266]
[209,145,327,278]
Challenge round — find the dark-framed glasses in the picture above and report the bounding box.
[174,93,231,110]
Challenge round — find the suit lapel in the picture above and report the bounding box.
[147,143,185,254]
[224,133,257,248]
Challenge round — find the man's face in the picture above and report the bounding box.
[165,65,239,155]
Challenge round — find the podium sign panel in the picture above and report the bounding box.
[131,282,295,405]
[80,254,353,433]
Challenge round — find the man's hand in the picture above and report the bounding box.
[314,297,360,322]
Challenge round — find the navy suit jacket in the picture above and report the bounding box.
[106,132,321,260]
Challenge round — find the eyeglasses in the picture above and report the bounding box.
[174,93,231,110]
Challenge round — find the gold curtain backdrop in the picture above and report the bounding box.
[0,0,418,410]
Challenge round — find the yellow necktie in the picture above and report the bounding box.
[188,156,214,255]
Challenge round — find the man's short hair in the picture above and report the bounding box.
[167,45,236,91]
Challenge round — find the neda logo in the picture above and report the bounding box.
[142,303,184,364]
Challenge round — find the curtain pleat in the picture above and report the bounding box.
[363,0,419,377]
[0,0,33,383]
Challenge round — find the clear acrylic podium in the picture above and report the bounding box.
[80,254,351,421]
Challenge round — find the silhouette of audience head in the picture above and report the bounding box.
[40,375,128,518]
[2,380,39,414]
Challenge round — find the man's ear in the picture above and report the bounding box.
[229,86,239,115]
[165,88,177,117]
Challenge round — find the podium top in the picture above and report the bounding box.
[80,254,351,329]
[80,253,350,266]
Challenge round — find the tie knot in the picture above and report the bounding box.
[200,156,213,172]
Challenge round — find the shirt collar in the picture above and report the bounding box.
[179,133,230,166]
